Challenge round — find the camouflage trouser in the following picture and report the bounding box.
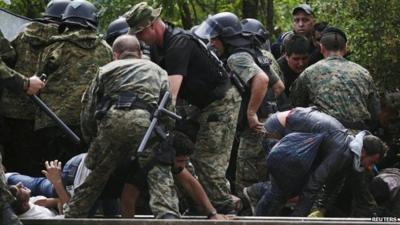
[235,128,268,207]
[64,108,179,218]
[191,87,241,213]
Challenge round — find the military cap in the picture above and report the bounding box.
[123,2,162,34]
[292,4,313,16]
[321,27,347,43]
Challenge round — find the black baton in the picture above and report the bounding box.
[29,74,81,144]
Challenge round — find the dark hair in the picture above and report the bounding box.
[363,135,388,159]
[284,34,310,56]
[8,186,24,215]
[173,131,194,157]
[320,33,346,51]
[314,22,329,33]
[369,177,390,204]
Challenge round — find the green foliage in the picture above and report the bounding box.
[310,0,400,90]
[0,0,398,89]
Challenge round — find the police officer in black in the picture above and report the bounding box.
[124,2,242,214]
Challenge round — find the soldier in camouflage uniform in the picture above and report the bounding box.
[0,31,44,94]
[291,27,380,131]
[65,34,179,218]
[124,3,241,213]
[0,0,70,175]
[35,0,112,165]
[233,18,285,215]
[195,15,270,214]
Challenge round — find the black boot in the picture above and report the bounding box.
[2,203,23,225]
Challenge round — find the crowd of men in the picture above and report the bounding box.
[0,1,399,224]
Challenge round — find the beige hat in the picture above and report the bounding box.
[123,2,162,34]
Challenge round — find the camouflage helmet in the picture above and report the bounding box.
[123,2,162,34]
[42,0,72,22]
[105,17,129,45]
[61,0,98,30]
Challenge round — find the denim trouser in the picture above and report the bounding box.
[7,173,57,197]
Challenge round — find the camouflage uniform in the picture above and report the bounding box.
[124,2,242,213]
[65,58,180,218]
[0,30,26,94]
[190,86,241,212]
[232,51,281,209]
[290,56,380,126]
[0,22,58,175]
[35,28,112,163]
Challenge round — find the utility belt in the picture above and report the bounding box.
[95,92,155,120]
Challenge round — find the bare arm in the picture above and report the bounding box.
[42,160,70,214]
[176,168,225,220]
[168,75,183,105]
[247,72,269,132]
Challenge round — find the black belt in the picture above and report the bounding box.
[95,92,155,120]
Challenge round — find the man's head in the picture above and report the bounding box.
[9,183,31,215]
[105,17,129,46]
[123,2,163,45]
[112,34,142,60]
[241,18,270,49]
[59,0,98,31]
[292,4,315,37]
[194,12,250,56]
[284,34,310,74]
[319,27,347,57]
[313,21,329,43]
[172,131,194,170]
[360,135,388,172]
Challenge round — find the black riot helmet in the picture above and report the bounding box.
[61,0,98,30]
[105,17,129,46]
[42,0,71,23]
[194,12,250,47]
[241,18,270,45]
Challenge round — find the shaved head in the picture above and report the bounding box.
[112,34,142,59]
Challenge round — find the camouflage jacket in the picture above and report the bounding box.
[0,30,26,93]
[34,28,112,130]
[0,22,59,119]
[290,56,380,123]
[81,57,169,143]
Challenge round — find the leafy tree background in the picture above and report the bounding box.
[0,0,399,90]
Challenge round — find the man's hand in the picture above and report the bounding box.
[42,160,62,184]
[209,213,228,220]
[25,75,45,95]
[247,112,264,133]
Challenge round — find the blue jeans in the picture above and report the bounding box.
[6,154,85,198]
[7,173,57,197]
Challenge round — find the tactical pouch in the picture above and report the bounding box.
[94,95,112,120]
